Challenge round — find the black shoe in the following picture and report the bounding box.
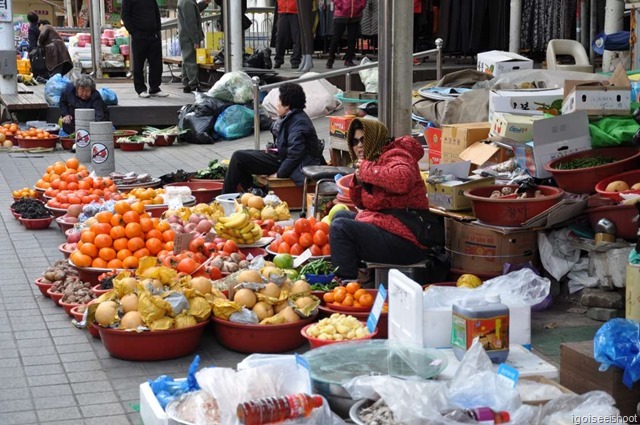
[326,59,334,69]
[273,62,282,69]
[183,86,192,93]
[344,60,356,67]
[290,62,300,68]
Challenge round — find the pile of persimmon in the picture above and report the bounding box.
[35,158,88,190]
[0,123,19,138]
[268,217,330,256]
[14,127,55,140]
[156,238,240,279]
[322,282,375,309]
[69,200,175,270]
[126,187,165,205]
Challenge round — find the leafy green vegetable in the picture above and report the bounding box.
[194,159,228,179]
[555,156,616,170]
[309,281,340,291]
[142,126,186,137]
[299,259,337,276]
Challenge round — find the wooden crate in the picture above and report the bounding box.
[267,177,314,211]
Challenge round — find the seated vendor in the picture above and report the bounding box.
[222,82,326,194]
[329,118,443,282]
[59,75,110,136]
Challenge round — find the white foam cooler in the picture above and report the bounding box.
[388,270,531,350]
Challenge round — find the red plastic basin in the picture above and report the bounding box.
[47,287,64,305]
[212,315,316,353]
[595,169,640,203]
[35,277,53,297]
[18,216,53,229]
[98,321,207,361]
[544,147,640,194]
[318,304,388,339]
[336,174,354,199]
[165,181,223,204]
[15,136,58,149]
[301,322,377,349]
[587,204,639,241]
[464,185,564,226]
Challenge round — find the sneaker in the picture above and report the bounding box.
[183,86,192,93]
[138,91,150,98]
[344,60,356,67]
[326,59,334,69]
[150,90,168,97]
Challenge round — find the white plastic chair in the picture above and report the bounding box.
[546,39,593,73]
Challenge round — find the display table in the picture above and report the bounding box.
[437,344,558,380]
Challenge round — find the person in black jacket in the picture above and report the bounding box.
[27,12,40,53]
[121,0,168,98]
[59,75,110,135]
[222,82,326,194]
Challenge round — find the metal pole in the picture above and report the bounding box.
[0,0,17,96]
[345,72,351,93]
[223,0,231,68]
[602,0,624,71]
[99,0,106,27]
[378,0,392,131]
[508,0,522,53]
[90,0,103,78]
[436,38,443,81]
[580,0,589,50]
[229,0,244,71]
[389,0,413,138]
[590,0,596,67]
[65,0,74,27]
[252,76,261,150]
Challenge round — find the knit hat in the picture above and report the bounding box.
[347,118,390,163]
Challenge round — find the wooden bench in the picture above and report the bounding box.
[0,83,48,120]
[162,56,224,86]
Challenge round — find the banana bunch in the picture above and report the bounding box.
[214,210,262,244]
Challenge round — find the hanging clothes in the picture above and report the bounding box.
[361,0,378,38]
[520,0,578,54]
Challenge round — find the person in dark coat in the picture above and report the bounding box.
[222,82,326,194]
[330,118,434,280]
[37,20,73,76]
[326,0,366,68]
[27,12,40,53]
[177,0,211,93]
[273,0,301,69]
[59,75,110,135]
[121,0,168,98]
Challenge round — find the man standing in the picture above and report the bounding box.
[121,0,168,98]
[177,0,211,93]
[273,0,301,69]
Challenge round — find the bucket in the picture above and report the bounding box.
[215,193,240,216]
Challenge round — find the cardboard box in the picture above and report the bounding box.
[560,341,640,416]
[445,218,538,274]
[511,111,592,179]
[562,64,631,116]
[490,112,544,143]
[427,162,495,210]
[425,126,442,152]
[196,48,208,64]
[441,122,491,162]
[205,31,224,51]
[477,50,534,76]
[329,115,355,139]
[489,88,564,121]
[329,136,350,166]
[459,141,514,167]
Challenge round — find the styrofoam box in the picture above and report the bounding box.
[140,380,185,425]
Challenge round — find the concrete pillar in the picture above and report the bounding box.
[0,0,17,95]
[379,0,413,138]
[223,0,244,71]
[602,0,624,71]
[90,0,103,78]
[509,0,522,53]
[590,0,597,67]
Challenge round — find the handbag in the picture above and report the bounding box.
[30,46,49,79]
[382,208,445,247]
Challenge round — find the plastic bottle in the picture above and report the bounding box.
[442,407,510,424]
[451,294,510,363]
[237,393,324,425]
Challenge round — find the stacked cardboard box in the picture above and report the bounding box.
[328,115,355,166]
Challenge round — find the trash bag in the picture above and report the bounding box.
[98,87,118,105]
[245,48,272,69]
[594,318,640,389]
[208,71,253,104]
[214,105,254,140]
[178,94,233,144]
[44,74,70,106]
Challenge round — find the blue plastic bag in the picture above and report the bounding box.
[44,74,70,106]
[99,88,118,105]
[149,355,202,409]
[214,105,254,140]
[594,318,640,389]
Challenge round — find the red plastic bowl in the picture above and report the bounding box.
[89,322,101,339]
[58,242,76,259]
[544,147,640,194]
[69,262,126,286]
[595,169,640,202]
[464,185,564,226]
[165,181,223,204]
[60,137,75,150]
[46,203,68,218]
[59,300,86,318]
[336,174,354,199]
[35,277,53,297]
[70,304,87,322]
[92,284,112,297]
[144,204,168,218]
[153,134,176,146]
[46,287,64,305]
[113,130,138,148]
[10,208,20,219]
[118,142,145,152]
[18,216,53,229]
[98,321,208,361]
[211,315,317,353]
[55,215,78,232]
[318,305,388,339]
[587,204,639,241]
[15,136,59,149]
[301,322,378,349]
[239,247,268,258]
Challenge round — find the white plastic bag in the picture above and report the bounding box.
[208,71,253,104]
[358,57,378,93]
[538,229,581,281]
[261,73,341,119]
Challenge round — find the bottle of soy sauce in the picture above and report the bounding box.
[237,393,323,425]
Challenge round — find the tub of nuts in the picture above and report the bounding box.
[464,185,564,226]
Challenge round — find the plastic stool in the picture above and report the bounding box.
[301,165,355,218]
[366,261,428,288]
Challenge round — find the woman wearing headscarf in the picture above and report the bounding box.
[329,118,441,281]
[37,20,73,77]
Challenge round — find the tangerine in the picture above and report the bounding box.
[122,256,139,269]
[98,247,116,261]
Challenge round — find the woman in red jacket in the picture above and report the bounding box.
[329,118,443,281]
[326,0,366,68]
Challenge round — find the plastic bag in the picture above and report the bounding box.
[538,229,581,281]
[149,355,201,409]
[208,71,253,104]
[214,105,254,140]
[99,87,118,105]
[594,318,640,389]
[178,94,232,144]
[44,74,70,106]
[542,391,620,423]
[358,57,378,93]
